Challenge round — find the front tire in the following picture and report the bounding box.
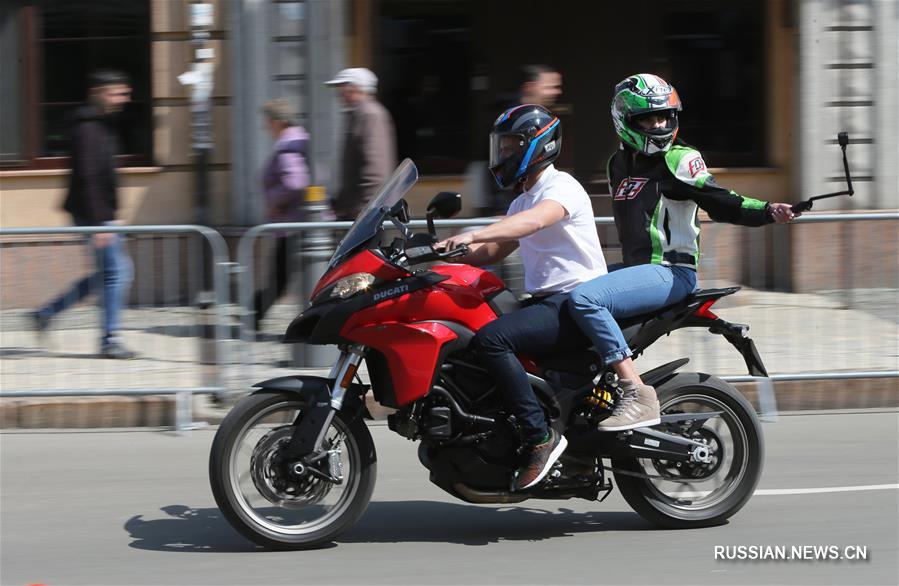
[209,391,377,549]
[613,373,764,528]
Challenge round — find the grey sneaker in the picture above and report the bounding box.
[597,380,661,431]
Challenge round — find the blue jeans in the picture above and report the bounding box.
[568,264,697,365]
[37,230,133,345]
[472,293,591,443]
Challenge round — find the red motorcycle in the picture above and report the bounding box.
[210,159,766,549]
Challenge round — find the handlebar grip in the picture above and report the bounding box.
[791,200,812,213]
[443,244,469,258]
[405,246,433,258]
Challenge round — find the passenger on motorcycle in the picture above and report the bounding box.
[438,105,607,491]
[568,73,799,431]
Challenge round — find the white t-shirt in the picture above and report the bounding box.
[507,165,607,294]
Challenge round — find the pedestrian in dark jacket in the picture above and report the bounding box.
[32,70,137,359]
[253,99,311,332]
[325,68,397,221]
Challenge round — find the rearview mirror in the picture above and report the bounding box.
[426,192,462,219]
[388,199,410,223]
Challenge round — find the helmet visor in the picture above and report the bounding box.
[630,109,678,136]
[489,132,527,188]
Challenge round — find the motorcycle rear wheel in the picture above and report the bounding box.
[613,372,764,528]
[209,391,377,549]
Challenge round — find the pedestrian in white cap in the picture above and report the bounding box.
[325,68,397,220]
[325,68,379,94]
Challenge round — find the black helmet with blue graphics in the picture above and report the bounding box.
[489,104,562,190]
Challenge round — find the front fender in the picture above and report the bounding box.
[252,375,331,402]
[251,375,373,419]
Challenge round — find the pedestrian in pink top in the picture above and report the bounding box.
[254,99,310,333]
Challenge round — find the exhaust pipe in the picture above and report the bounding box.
[452,482,529,504]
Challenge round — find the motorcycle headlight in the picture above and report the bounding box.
[330,272,376,299]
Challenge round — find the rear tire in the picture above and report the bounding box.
[613,373,763,528]
[209,391,377,549]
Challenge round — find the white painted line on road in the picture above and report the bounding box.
[754,484,899,496]
[673,484,899,499]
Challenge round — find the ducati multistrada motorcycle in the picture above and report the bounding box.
[210,159,769,549]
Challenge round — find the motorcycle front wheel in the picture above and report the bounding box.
[613,372,764,528]
[209,391,377,549]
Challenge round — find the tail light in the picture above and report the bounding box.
[693,299,720,320]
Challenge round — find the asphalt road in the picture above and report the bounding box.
[1,411,897,586]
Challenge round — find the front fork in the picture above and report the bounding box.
[328,344,367,410]
[284,344,368,460]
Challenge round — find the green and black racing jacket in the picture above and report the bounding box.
[607,141,774,269]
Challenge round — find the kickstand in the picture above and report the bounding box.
[597,478,614,502]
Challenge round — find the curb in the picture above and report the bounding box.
[1,378,896,429]
[0,395,175,429]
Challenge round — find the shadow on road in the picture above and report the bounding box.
[343,500,653,545]
[125,505,264,553]
[125,501,654,552]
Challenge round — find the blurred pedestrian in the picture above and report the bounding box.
[485,65,564,215]
[517,64,563,108]
[492,64,563,116]
[325,68,397,221]
[252,98,311,332]
[31,70,136,359]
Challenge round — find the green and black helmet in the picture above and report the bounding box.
[611,73,682,155]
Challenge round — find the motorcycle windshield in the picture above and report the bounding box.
[327,158,419,270]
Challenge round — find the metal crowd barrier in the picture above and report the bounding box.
[0,225,232,431]
[234,213,898,421]
[1,213,896,430]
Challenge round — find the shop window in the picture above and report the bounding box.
[664,1,766,166]
[0,0,152,168]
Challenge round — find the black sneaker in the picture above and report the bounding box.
[511,429,568,492]
[101,341,138,359]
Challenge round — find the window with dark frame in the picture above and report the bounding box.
[0,0,152,169]
[663,1,766,167]
[378,2,474,176]
[375,0,766,178]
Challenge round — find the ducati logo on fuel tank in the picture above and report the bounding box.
[373,284,410,302]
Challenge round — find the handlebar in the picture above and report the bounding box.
[404,243,469,263]
[439,244,470,259]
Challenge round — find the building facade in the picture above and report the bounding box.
[1,0,895,226]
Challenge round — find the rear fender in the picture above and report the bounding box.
[709,322,769,377]
[640,358,690,388]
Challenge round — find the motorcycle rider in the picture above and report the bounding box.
[567,73,798,431]
[438,104,607,491]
